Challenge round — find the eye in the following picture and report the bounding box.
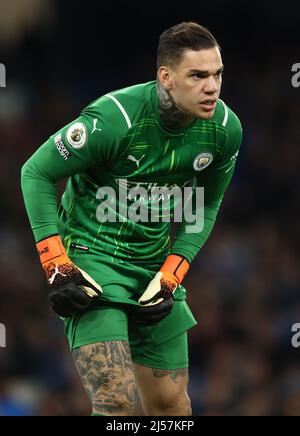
[215,70,224,78]
[191,73,205,79]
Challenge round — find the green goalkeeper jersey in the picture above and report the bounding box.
[21,81,242,266]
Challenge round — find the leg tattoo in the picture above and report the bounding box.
[73,341,136,415]
[152,368,188,384]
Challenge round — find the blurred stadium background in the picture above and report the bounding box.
[0,0,300,416]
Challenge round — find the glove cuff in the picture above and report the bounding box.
[37,235,67,265]
[160,254,190,285]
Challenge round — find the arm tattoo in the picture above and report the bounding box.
[157,82,192,130]
[152,368,188,384]
[73,341,136,415]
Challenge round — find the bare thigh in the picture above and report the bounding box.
[73,341,136,416]
[133,363,191,416]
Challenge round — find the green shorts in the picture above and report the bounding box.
[61,247,197,369]
[64,299,197,370]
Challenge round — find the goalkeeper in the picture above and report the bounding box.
[21,22,242,416]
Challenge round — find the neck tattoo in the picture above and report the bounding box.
[156,82,193,130]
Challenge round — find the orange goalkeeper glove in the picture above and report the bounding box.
[37,235,102,317]
[131,255,190,326]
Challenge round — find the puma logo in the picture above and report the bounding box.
[91,118,102,134]
[49,264,67,285]
[127,154,146,168]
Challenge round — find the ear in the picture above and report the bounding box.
[157,66,174,90]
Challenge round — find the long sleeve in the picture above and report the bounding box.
[21,97,130,242]
[172,110,242,263]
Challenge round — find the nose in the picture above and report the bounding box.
[203,76,218,94]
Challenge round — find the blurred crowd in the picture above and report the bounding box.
[0,0,300,416]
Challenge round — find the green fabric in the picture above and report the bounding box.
[132,328,190,370]
[63,247,186,303]
[65,299,196,369]
[21,81,242,265]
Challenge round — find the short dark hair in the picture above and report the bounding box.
[157,22,220,68]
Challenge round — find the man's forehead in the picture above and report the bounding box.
[178,47,223,71]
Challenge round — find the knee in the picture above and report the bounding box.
[92,395,135,416]
[150,392,192,416]
[90,370,137,416]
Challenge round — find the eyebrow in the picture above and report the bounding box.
[188,66,224,76]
